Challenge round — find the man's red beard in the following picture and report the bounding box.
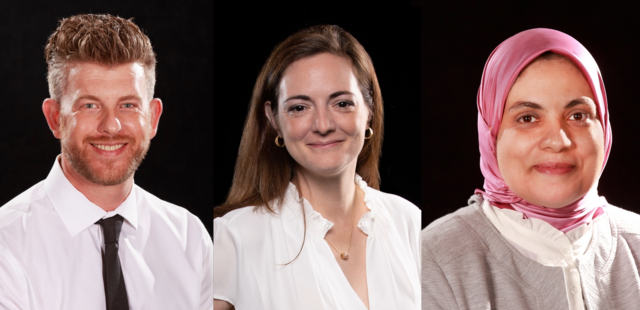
[61,133,150,186]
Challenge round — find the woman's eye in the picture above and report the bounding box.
[288,105,306,113]
[570,113,588,121]
[518,115,537,123]
[337,101,353,108]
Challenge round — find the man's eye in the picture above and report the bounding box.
[122,103,135,108]
[84,104,97,109]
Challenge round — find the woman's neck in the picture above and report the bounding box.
[293,167,359,226]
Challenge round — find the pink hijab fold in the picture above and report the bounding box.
[475,28,612,233]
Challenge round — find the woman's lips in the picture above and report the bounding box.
[533,162,575,175]
[308,140,344,148]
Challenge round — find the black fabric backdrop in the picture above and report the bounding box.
[420,2,640,227]
[0,1,212,236]
[213,7,422,222]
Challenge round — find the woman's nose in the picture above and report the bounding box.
[539,121,572,152]
[312,107,335,135]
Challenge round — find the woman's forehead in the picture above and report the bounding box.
[506,58,596,112]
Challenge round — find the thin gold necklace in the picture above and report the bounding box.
[325,200,357,260]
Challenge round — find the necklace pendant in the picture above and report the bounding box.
[340,252,349,260]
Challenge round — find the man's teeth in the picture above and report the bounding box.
[93,144,125,151]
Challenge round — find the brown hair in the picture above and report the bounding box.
[45,14,157,102]
[215,25,384,218]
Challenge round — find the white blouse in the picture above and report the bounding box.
[213,176,421,310]
[482,200,606,310]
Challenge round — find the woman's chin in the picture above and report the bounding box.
[297,163,354,179]
[511,177,591,208]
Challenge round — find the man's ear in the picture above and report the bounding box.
[148,98,163,139]
[43,99,63,139]
[264,101,280,133]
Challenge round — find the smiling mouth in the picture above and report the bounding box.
[308,141,344,148]
[533,162,575,175]
[92,144,126,151]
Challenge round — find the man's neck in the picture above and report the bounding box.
[59,156,133,212]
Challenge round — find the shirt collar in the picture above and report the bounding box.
[284,174,374,237]
[481,199,599,262]
[43,156,139,236]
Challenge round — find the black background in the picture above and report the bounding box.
[213,6,422,219]
[0,1,213,236]
[420,2,640,227]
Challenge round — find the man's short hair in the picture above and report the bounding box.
[45,14,157,103]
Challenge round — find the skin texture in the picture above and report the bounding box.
[497,58,605,209]
[267,53,372,308]
[43,62,163,211]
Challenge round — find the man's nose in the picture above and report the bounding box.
[98,109,122,135]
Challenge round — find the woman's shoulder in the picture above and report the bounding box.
[214,205,281,235]
[365,187,420,218]
[421,205,480,241]
[605,205,640,235]
[421,196,494,257]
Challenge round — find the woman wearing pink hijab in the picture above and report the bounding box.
[422,28,640,309]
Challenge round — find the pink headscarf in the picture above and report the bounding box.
[475,28,613,233]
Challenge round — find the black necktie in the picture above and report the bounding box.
[97,215,130,310]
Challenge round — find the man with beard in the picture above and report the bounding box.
[0,14,212,309]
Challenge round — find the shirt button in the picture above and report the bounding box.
[571,286,578,294]
[562,248,571,255]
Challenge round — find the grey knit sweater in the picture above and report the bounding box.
[421,195,640,310]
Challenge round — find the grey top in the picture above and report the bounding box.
[421,195,640,310]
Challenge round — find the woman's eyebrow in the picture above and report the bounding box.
[284,95,311,103]
[329,91,354,99]
[508,101,542,112]
[565,98,592,109]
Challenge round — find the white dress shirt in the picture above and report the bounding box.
[482,200,605,310]
[213,175,421,310]
[0,158,213,310]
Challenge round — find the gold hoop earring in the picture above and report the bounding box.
[364,127,373,140]
[275,136,285,147]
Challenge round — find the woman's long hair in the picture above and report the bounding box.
[215,25,384,218]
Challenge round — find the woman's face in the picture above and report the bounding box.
[496,58,605,208]
[266,53,370,178]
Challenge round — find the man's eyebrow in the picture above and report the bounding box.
[118,95,143,102]
[73,95,143,104]
[329,91,354,99]
[565,98,591,109]
[283,95,311,103]
[74,95,101,104]
[508,101,543,112]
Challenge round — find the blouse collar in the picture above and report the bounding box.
[481,198,602,264]
[284,174,375,237]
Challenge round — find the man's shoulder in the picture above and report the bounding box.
[134,185,210,241]
[0,181,47,230]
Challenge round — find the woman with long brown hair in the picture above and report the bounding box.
[213,25,420,310]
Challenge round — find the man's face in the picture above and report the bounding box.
[57,62,160,186]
